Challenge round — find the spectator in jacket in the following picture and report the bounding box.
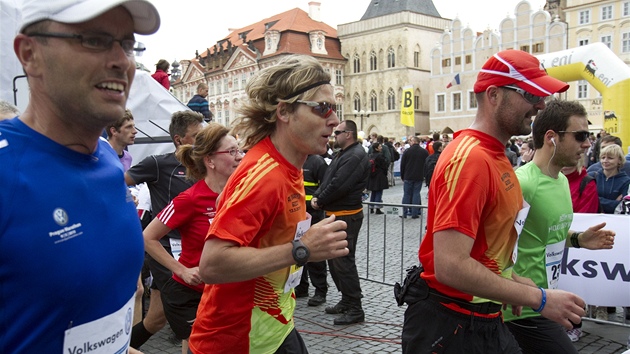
[400,136,429,218]
[591,144,630,214]
[424,141,442,187]
[312,119,370,325]
[187,83,211,121]
[152,59,170,90]
[367,142,389,214]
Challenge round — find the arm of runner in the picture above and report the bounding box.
[433,229,585,329]
[565,222,615,250]
[198,215,348,284]
[143,218,201,286]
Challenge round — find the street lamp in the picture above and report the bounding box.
[353,109,371,131]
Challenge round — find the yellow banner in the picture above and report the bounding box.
[400,85,414,127]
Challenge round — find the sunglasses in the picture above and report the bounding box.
[334,130,353,135]
[215,148,244,157]
[296,100,337,118]
[557,130,590,143]
[502,85,547,105]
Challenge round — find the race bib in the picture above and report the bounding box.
[63,295,134,354]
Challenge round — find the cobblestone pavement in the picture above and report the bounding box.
[141,178,630,353]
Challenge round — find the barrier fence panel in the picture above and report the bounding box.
[359,201,427,286]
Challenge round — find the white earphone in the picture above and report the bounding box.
[551,137,556,146]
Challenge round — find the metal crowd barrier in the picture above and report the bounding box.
[359,201,427,286]
[357,202,630,329]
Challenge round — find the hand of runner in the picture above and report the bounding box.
[301,215,348,262]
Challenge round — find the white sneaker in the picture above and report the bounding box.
[566,328,582,342]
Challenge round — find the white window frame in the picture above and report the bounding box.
[579,10,590,24]
[601,5,613,20]
[451,92,462,111]
[577,80,588,99]
[436,94,445,113]
[623,32,630,53]
[468,90,478,110]
[601,35,612,48]
[624,1,630,17]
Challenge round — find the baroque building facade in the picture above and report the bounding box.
[172,2,346,128]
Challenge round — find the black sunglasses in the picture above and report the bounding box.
[296,100,337,118]
[334,130,352,135]
[502,85,547,105]
[557,130,590,143]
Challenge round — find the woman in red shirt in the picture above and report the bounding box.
[143,122,243,354]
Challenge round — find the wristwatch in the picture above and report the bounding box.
[291,239,310,267]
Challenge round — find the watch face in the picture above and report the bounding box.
[296,247,308,259]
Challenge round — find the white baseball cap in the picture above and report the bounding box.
[20,0,161,35]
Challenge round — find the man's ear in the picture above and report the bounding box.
[14,34,43,78]
[276,102,290,123]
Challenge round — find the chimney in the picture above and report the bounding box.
[308,1,321,22]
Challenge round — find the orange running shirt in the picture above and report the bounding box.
[188,137,306,354]
[419,129,523,303]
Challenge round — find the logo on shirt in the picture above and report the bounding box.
[49,208,84,244]
[501,172,516,192]
[53,208,68,226]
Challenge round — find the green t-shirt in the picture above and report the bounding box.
[503,162,573,322]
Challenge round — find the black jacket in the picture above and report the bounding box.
[400,144,429,181]
[314,142,369,212]
[303,154,328,214]
[367,152,389,192]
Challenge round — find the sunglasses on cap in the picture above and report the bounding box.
[502,85,547,105]
[296,100,337,118]
[557,130,590,143]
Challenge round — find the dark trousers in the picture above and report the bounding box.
[327,211,363,307]
[402,180,423,217]
[369,190,383,209]
[296,209,328,295]
[506,317,578,354]
[402,299,521,354]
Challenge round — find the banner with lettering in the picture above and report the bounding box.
[558,214,630,306]
[400,85,414,127]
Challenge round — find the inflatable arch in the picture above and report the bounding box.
[537,43,630,154]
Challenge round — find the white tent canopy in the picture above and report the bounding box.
[0,0,190,162]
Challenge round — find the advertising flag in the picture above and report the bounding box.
[400,85,414,127]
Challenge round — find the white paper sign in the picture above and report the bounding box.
[557,214,630,306]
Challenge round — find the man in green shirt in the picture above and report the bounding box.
[504,100,615,353]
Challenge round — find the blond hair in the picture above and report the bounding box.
[232,55,330,150]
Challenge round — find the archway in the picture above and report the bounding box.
[537,43,630,154]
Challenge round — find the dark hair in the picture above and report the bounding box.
[155,59,169,71]
[601,135,623,147]
[532,100,587,149]
[106,109,134,138]
[169,111,204,145]
[343,120,358,141]
[176,123,230,181]
[433,141,443,152]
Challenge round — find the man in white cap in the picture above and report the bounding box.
[1,0,160,352]
[400,50,586,353]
